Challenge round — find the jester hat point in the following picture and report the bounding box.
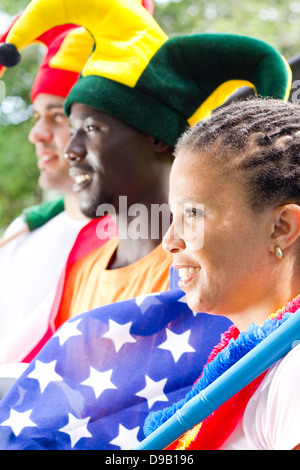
[1,0,291,147]
[0,20,95,101]
[0,0,154,101]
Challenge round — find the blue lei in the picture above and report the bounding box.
[144,311,293,437]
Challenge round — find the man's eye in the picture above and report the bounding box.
[53,113,67,123]
[87,124,100,132]
[31,112,39,122]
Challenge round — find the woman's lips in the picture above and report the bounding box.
[177,266,200,288]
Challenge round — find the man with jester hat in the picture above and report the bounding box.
[0,20,91,364]
[0,1,153,365]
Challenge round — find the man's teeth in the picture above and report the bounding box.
[74,174,92,184]
[41,155,56,162]
[178,267,200,279]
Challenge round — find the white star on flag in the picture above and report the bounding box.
[54,318,82,346]
[27,360,63,393]
[109,424,140,450]
[1,409,36,436]
[81,367,117,399]
[135,375,168,409]
[158,328,195,363]
[135,292,158,306]
[134,293,162,314]
[177,294,187,303]
[102,320,136,353]
[177,294,197,315]
[59,413,92,448]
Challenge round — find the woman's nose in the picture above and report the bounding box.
[162,223,186,254]
[63,134,87,162]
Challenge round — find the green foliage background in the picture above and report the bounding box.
[1,0,300,233]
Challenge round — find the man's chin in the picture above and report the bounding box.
[38,174,71,193]
[38,174,55,192]
[79,198,99,219]
[79,190,114,220]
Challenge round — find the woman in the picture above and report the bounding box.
[144,98,300,450]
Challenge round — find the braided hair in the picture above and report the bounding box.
[175,98,300,212]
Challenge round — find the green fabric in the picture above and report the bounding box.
[23,196,65,231]
[64,33,290,148]
[65,76,186,148]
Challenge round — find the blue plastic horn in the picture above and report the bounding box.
[135,308,300,450]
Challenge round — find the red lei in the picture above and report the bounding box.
[167,295,300,450]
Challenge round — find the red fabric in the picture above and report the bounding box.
[22,216,116,363]
[167,295,300,450]
[173,374,266,450]
[142,0,154,15]
[30,24,80,101]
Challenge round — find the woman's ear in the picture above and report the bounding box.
[269,204,300,254]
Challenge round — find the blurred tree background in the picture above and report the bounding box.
[1,0,300,234]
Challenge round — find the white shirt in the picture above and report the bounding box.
[221,343,300,450]
[0,211,87,364]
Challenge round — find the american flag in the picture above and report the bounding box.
[0,289,230,450]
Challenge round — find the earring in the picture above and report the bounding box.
[275,246,284,260]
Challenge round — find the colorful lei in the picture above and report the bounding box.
[143,294,300,450]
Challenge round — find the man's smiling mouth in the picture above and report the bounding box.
[74,174,92,184]
[69,167,93,192]
[37,154,59,169]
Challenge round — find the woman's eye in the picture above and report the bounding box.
[184,207,204,220]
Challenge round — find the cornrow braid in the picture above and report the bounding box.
[175,98,300,212]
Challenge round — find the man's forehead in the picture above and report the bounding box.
[33,93,65,111]
[69,102,102,118]
[68,103,120,126]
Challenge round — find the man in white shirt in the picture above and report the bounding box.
[0,22,92,363]
[0,1,155,365]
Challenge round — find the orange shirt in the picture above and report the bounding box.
[58,239,172,322]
